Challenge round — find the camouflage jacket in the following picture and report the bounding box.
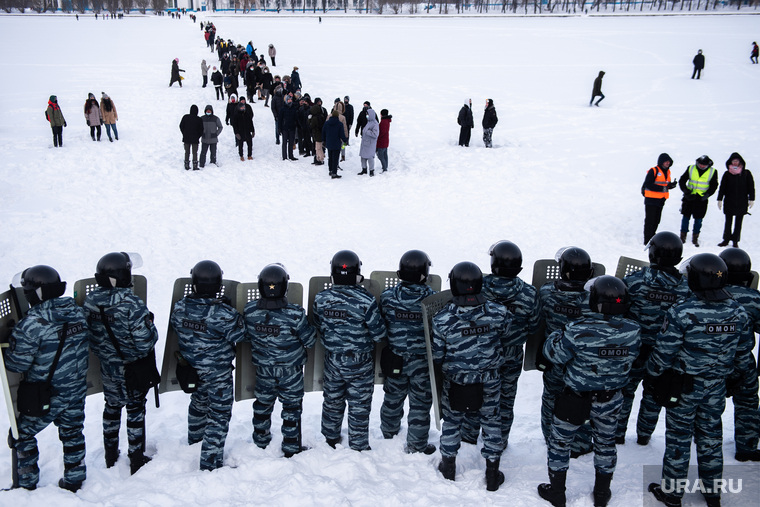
[380,282,436,358]
[538,281,592,338]
[483,274,540,349]
[5,297,89,399]
[84,287,159,365]
[432,300,511,384]
[544,315,641,392]
[646,294,754,378]
[725,284,760,350]
[624,266,691,345]
[244,300,316,368]
[170,296,246,375]
[312,284,387,355]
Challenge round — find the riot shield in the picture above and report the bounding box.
[614,256,649,279]
[421,290,452,431]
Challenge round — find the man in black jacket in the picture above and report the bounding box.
[692,50,705,80]
[278,94,299,161]
[457,99,474,147]
[354,101,371,137]
[179,104,203,170]
[231,98,254,161]
[343,96,354,145]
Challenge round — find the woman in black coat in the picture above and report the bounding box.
[170,59,185,87]
[457,99,473,147]
[717,152,755,247]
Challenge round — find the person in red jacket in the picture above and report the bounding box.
[642,153,677,244]
[376,109,392,173]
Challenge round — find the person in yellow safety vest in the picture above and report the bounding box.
[642,153,677,245]
[678,155,718,247]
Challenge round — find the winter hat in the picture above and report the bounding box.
[380,109,389,117]
[239,97,246,103]
[344,96,350,101]
[174,58,179,62]
[230,94,237,102]
[88,93,95,99]
[269,44,274,48]
[204,104,213,114]
[49,95,57,102]
[101,92,109,99]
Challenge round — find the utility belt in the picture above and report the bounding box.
[643,369,694,408]
[554,387,620,426]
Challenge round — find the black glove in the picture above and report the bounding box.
[668,180,678,189]
[725,374,742,398]
[63,121,67,127]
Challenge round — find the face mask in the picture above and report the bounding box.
[205,112,211,116]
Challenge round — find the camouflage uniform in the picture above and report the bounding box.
[313,284,386,451]
[379,282,436,452]
[462,274,539,448]
[244,299,316,456]
[724,285,760,455]
[543,315,640,474]
[432,300,510,460]
[646,295,753,502]
[83,287,159,461]
[4,297,89,489]
[170,295,246,470]
[538,281,594,454]
[617,267,690,442]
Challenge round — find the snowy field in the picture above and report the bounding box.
[0,12,759,506]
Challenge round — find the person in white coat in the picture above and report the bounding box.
[358,109,379,177]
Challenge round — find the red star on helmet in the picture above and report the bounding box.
[615,298,622,303]
[342,264,348,269]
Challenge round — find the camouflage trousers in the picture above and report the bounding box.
[730,362,760,453]
[636,388,664,440]
[101,366,147,457]
[14,394,86,489]
[380,353,432,452]
[188,370,234,471]
[542,366,593,454]
[253,365,304,456]
[440,376,502,460]
[321,352,374,451]
[548,390,622,473]
[483,128,494,148]
[660,376,725,500]
[617,361,651,440]
[461,346,523,449]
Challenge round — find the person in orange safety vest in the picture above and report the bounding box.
[642,153,677,245]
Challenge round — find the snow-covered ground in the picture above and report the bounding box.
[0,12,758,506]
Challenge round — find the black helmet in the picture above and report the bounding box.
[331,250,363,285]
[95,252,133,288]
[719,248,753,287]
[191,260,223,296]
[589,275,629,315]
[695,155,713,168]
[686,253,727,292]
[449,261,483,297]
[489,241,522,277]
[20,265,66,306]
[397,250,431,284]
[557,247,593,282]
[648,232,683,267]
[258,264,289,299]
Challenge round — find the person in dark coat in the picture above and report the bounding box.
[309,98,327,165]
[278,94,299,161]
[678,155,718,247]
[179,104,203,170]
[46,95,67,147]
[199,104,223,168]
[752,42,759,64]
[482,99,498,148]
[261,67,273,106]
[244,64,257,103]
[323,110,349,179]
[290,66,302,91]
[692,50,705,79]
[717,152,755,247]
[211,66,224,101]
[354,101,371,137]
[457,99,474,147]
[231,98,255,161]
[170,58,185,87]
[297,94,314,157]
[343,96,354,146]
[590,71,605,106]
[271,83,285,144]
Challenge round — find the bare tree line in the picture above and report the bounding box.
[1,0,757,14]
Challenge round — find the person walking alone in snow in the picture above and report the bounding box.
[170,58,185,87]
[692,50,705,79]
[590,71,605,106]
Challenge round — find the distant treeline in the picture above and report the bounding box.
[2,0,759,15]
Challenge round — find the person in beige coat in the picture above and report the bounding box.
[84,92,102,141]
[333,99,349,163]
[100,92,119,142]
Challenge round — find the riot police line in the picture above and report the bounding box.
[0,237,757,506]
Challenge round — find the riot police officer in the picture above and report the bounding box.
[170,260,246,471]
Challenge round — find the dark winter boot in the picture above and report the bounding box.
[370,170,375,177]
[593,471,613,507]
[701,493,721,507]
[184,160,191,171]
[129,451,152,475]
[438,455,456,481]
[485,458,505,492]
[357,169,367,175]
[104,442,120,468]
[679,231,687,242]
[537,469,567,507]
[735,449,760,461]
[692,233,700,247]
[717,240,729,247]
[648,482,681,506]
[58,478,82,493]
[193,161,199,171]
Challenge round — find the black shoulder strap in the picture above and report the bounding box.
[47,322,69,384]
[99,305,125,361]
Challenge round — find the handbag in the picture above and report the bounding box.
[17,322,68,417]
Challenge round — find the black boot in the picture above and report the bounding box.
[593,471,613,507]
[129,451,152,475]
[679,231,687,242]
[692,233,700,247]
[485,458,505,492]
[104,442,120,468]
[184,160,190,171]
[438,455,456,481]
[538,469,566,507]
[648,482,681,506]
[358,169,367,175]
[193,161,199,171]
